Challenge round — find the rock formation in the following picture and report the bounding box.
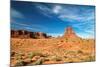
[63,27,78,38]
[11,27,79,39]
[11,30,50,39]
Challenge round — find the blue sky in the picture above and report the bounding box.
[11,1,95,38]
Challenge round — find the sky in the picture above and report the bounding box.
[11,1,95,38]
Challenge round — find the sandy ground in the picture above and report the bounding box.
[10,37,95,66]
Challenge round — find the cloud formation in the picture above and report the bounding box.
[35,4,95,38]
[11,1,95,38]
[11,9,24,18]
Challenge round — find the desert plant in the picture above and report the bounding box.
[77,50,83,54]
[55,57,62,61]
[40,53,49,57]
[83,56,95,62]
[28,51,43,59]
[44,57,50,61]
[33,58,44,65]
[51,55,62,61]
[11,51,16,57]
[66,50,75,54]
[16,54,23,60]
[15,60,26,66]
[68,59,74,63]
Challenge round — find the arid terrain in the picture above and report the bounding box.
[10,27,95,66]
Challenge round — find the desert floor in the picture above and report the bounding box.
[11,38,95,66]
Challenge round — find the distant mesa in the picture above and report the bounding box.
[11,30,51,39]
[11,27,79,39]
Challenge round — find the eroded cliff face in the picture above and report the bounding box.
[63,27,78,38]
[11,30,50,39]
[11,27,79,39]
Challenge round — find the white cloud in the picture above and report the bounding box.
[36,5,49,11]
[58,14,80,22]
[35,4,54,18]
[24,26,42,31]
[35,4,95,38]
[52,5,62,14]
[51,5,95,23]
[35,4,95,23]
[11,21,48,32]
[58,11,94,22]
[11,9,24,18]
[14,22,27,26]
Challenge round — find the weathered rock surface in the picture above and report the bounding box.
[11,30,50,39]
[63,27,78,38]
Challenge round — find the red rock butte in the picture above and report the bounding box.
[11,27,79,39]
[63,27,78,38]
[11,30,51,39]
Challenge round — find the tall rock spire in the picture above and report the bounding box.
[63,27,77,38]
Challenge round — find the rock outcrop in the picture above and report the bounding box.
[11,27,78,39]
[11,30,50,39]
[63,27,78,38]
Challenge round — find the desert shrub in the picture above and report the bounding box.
[64,50,78,58]
[66,58,74,63]
[28,51,43,59]
[33,58,44,65]
[44,58,50,61]
[77,50,83,54]
[15,60,26,66]
[11,51,15,57]
[16,54,22,60]
[69,60,74,63]
[41,53,49,57]
[65,50,76,54]
[51,55,62,61]
[84,56,95,62]
[16,52,24,56]
[55,57,62,61]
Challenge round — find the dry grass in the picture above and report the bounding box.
[11,38,95,66]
